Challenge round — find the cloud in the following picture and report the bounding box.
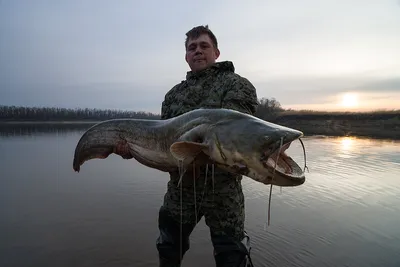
[356,78,400,92]
[253,75,400,106]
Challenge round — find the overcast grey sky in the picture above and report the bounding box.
[1,0,399,113]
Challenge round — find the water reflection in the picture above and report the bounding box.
[340,136,354,151]
[0,122,95,137]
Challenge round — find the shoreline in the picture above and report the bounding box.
[1,117,399,140]
[0,121,100,124]
[272,113,399,140]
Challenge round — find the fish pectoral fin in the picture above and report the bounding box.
[113,140,133,159]
[170,141,209,163]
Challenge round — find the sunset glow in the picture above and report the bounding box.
[341,93,359,108]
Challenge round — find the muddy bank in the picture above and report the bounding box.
[272,114,400,140]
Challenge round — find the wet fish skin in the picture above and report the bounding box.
[73,108,306,187]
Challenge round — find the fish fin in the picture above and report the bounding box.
[73,138,132,172]
[113,140,134,159]
[170,141,209,163]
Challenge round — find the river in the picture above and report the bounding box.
[1,124,399,267]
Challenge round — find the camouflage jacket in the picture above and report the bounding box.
[161,61,259,186]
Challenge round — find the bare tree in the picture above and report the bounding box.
[255,97,284,121]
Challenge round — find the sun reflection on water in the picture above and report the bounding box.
[340,136,355,152]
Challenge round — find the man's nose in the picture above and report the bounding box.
[194,46,203,54]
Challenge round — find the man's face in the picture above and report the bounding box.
[185,34,220,72]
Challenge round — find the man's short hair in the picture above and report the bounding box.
[185,25,218,49]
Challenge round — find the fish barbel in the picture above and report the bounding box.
[73,108,306,187]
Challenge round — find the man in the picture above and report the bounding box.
[157,25,259,267]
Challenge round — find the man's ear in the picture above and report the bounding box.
[214,48,220,59]
[185,53,189,63]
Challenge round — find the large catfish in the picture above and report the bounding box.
[73,108,306,187]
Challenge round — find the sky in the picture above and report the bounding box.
[1,0,399,113]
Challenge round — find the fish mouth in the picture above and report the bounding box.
[261,140,305,186]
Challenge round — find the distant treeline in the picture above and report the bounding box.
[1,98,399,122]
[0,105,160,121]
[1,99,280,121]
[274,109,400,121]
[254,97,400,121]
[1,99,400,139]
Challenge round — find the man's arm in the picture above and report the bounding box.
[220,76,259,115]
[161,83,181,120]
[160,96,170,120]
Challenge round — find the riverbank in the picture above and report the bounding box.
[270,110,400,140]
[1,109,399,140]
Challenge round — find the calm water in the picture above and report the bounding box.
[1,125,400,267]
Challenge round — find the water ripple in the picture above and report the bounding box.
[1,132,400,267]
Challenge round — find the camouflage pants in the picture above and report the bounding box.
[156,167,250,267]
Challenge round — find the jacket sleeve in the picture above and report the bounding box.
[161,83,181,120]
[160,95,170,120]
[221,76,259,115]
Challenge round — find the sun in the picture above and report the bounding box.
[341,93,359,108]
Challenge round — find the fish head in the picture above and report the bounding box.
[208,116,306,187]
[170,115,306,187]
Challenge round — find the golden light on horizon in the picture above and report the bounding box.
[341,93,359,108]
[282,91,400,112]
